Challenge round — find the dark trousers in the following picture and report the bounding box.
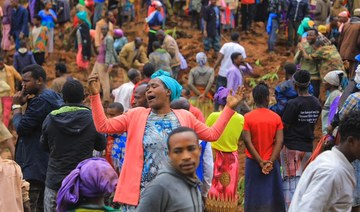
[214,75,227,111]
[147,31,157,56]
[33,52,45,66]
[288,20,301,47]
[28,180,45,212]
[311,79,321,98]
[241,4,255,32]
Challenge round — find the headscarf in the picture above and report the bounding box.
[56,158,118,212]
[77,11,91,28]
[196,52,207,67]
[213,87,229,106]
[114,29,124,37]
[338,11,350,18]
[324,70,345,87]
[297,17,314,36]
[354,8,360,17]
[151,70,183,101]
[152,0,162,7]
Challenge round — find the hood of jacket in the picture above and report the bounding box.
[38,88,64,109]
[48,104,93,135]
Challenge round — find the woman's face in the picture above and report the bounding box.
[146,78,171,110]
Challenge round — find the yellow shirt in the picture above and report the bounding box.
[206,111,244,152]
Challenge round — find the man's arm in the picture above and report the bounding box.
[241,130,265,167]
[213,53,224,72]
[40,115,51,152]
[21,9,28,35]
[119,46,130,69]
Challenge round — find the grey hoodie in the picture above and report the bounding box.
[137,164,203,212]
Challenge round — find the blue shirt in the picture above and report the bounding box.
[10,6,29,36]
[39,9,57,29]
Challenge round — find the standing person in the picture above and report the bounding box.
[41,80,106,212]
[310,0,331,26]
[287,0,309,48]
[12,64,63,212]
[321,70,344,135]
[137,127,203,212]
[119,38,149,71]
[149,41,172,74]
[93,0,105,25]
[156,30,181,79]
[338,9,360,77]
[267,0,287,53]
[113,29,128,54]
[203,0,221,55]
[240,0,255,34]
[294,28,320,97]
[145,1,164,55]
[242,82,285,212]
[213,32,246,108]
[338,11,350,33]
[10,0,29,50]
[206,87,244,210]
[280,70,322,209]
[187,52,214,119]
[50,63,73,93]
[1,0,12,56]
[91,25,118,103]
[130,62,155,106]
[55,0,71,39]
[56,158,118,212]
[87,70,243,209]
[94,11,114,49]
[38,0,57,58]
[29,15,48,66]
[289,111,360,212]
[112,69,141,111]
[330,0,347,17]
[13,41,37,74]
[76,11,92,72]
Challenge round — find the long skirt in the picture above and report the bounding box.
[76,45,89,69]
[245,157,285,212]
[280,146,311,210]
[1,24,11,51]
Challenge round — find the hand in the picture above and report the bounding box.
[19,32,24,39]
[203,31,207,38]
[13,90,29,105]
[262,161,273,174]
[343,60,350,69]
[198,94,205,102]
[88,73,101,95]
[225,86,245,110]
[326,125,334,135]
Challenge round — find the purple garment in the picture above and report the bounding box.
[56,158,118,212]
[2,1,12,24]
[96,42,106,63]
[328,96,340,125]
[226,63,253,91]
[214,86,229,106]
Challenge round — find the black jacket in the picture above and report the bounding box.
[14,89,64,183]
[203,5,221,38]
[41,104,106,190]
[287,0,309,22]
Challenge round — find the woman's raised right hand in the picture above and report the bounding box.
[88,73,101,95]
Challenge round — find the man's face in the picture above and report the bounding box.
[348,136,360,160]
[106,108,122,118]
[156,34,165,43]
[307,31,317,44]
[168,131,201,177]
[146,78,171,110]
[10,0,17,8]
[135,39,142,49]
[234,55,243,66]
[22,72,40,95]
[33,18,40,25]
[106,12,114,22]
[134,85,148,108]
[45,2,52,9]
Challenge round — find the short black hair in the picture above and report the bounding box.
[108,102,124,113]
[182,87,190,96]
[143,63,155,78]
[34,14,42,21]
[55,62,67,74]
[307,28,319,36]
[231,52,242,64]
[252,82,269,106]
[230,32,240,41]
[293,69,310,91]
[284,62,297,76]
[128,68,140,81]
[167,127,199,150]
[339,111,360,143]
[170,97,190,111]
[22,64,47,82]
[62,80,85,103]
[152,41,161,50]
[19,40,27,48]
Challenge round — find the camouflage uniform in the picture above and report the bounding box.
[294,42,320,80]
[310,45,345,79]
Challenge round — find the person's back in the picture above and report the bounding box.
[14,51,36,73]
[149,49,172,73]
[288,0,309,21]
[313,45,344,74]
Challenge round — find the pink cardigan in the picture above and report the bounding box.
[90,94,235,205]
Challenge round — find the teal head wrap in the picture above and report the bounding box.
[77,11,91,28]
[151,70,183,101]
[297,17,314,36]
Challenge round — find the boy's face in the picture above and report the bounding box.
[168,131,201,177]
[106,108,122,118]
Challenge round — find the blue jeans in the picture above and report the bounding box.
[203,34,221,52]
[268,18,279,52]
[93,2,104,26]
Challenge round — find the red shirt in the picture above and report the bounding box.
[241,0,255,4]
[189,104,205,123]
[243,108,283,160]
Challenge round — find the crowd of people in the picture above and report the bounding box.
[0,0,360,211]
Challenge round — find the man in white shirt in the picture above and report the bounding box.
[112,69,141,111]
[213,32,246,110]
[289,111,360,212]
